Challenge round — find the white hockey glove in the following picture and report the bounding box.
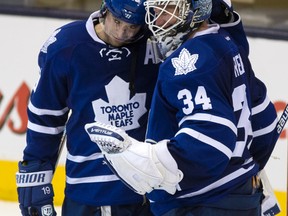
[259,170,281,216]
[85,122,183,195]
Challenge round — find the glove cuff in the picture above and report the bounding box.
[154,140,178,173]
[16,170,53,187]
[16,161,53,187]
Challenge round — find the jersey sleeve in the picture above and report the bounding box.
[249,76,278,170]
[23,28,71,167]
[218,12,278,169]
[219,12,250,56]
[167,79,238,190]
[145,80,179,143]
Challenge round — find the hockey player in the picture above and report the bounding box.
[85,0,279,215]
[15,0,160,215]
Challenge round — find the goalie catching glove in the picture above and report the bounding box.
[85,121,183,195]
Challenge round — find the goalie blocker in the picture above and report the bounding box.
[85,122,183,195]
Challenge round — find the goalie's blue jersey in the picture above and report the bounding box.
[23,11,160,206]
[146,21,278,215]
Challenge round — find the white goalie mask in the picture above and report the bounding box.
[144,0,212,59]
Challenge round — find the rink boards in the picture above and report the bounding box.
[0,14,287,215]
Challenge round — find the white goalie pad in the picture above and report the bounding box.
[85,122,183,195]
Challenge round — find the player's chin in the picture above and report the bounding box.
[111,37,133,47]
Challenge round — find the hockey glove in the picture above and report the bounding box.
[85,122,183,195]
[16,161,57,216]
[259,170,281,216]
[210,0,234,24]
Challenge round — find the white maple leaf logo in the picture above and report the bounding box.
[171,48,198,76]
[92,76,147,131]
[41,29,61,53]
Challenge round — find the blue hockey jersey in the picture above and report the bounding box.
[145,21,278,215]
[24,11,160,206]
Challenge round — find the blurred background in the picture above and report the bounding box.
[0,0,288,38]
